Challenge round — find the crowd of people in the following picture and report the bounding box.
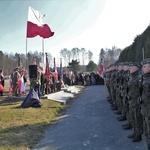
[29,68,104,98]
[104,58,150,150]
[63,71,104,86]
[0,65,104,98]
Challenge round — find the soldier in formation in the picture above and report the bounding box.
[105,59,150,150]
[141,58,150,150]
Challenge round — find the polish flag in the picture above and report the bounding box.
[8,76,12,94]
[18,76,25,94]
[27,6,54,38]
[98,58,104,78]
[99,64,104,76]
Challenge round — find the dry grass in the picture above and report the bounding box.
[0,79,83,150]
[0,96,66,150]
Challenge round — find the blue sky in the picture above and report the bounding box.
[1,0,150,64]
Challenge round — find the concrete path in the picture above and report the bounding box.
[33,85,147,150]
[45,86,82,104]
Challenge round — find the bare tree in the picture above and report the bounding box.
[81,48,86,65]
[71,48,77,60]
[103,46,122,67]
[60,48,68,67]
[87,50,93,62]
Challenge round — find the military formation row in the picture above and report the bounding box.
[104,58,150,150]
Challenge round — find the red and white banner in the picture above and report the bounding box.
[27,6,54,38]
[18,76,25,94]
[98,58,104,78]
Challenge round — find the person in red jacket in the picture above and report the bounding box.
[0,70,4,96]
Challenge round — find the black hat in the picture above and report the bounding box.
[118,62,124,66]
[124,62,130,66]
[129,62,141,68]
[141,58,150,65]
[14,67,19,70]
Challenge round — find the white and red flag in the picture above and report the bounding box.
[27,6,54,38]
[98,58,104,78]
[18,76,26,94]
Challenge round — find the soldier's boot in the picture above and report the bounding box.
[117,115,127,121]
[110,104,114,107]
[132,135,142,142]
[147,144,150,150]
[114,110,122,115]
[122,122,129,127]
[107,97,111,102]
[127,133,136,139]
[111,106,118,111]
[109,101,113,104]
[122,123,132,130]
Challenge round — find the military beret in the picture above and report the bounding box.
[129,62,141,68]
[112,63,118,66]
[141,58,150,65]
[124,62,130,66]
[109,64,114,67]
[118,62,124,66]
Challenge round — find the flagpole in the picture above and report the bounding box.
[142,47,145,60]
[42,38,44,63]
[26,37,28,69]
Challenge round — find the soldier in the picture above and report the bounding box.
[104,66,111,101]
[127,62,143,142]
[109,64,118,111]
[141,58,150,149]
[117,62,129,121]
[121,62,132,129]
[115,62,125,116]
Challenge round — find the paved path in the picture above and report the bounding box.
[33,85,147,150]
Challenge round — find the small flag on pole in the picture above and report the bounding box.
[59,58,63,77]
[53,58,57,73]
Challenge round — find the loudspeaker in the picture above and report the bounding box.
[29,65,37,78]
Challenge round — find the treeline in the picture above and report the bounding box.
[0,47,93,76]
[119,25,150,62]
[0,45,123,75]
[98,46,122,67]
[60,48,93,67]
[0,51,52,76]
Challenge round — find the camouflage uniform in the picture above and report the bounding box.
[116,66,124,114]
[105,68,111,100]
[122,68,130,117]
[109,65,118,110]
[127,63,143,142]
[117,63,130,121]
[141,59,150,149]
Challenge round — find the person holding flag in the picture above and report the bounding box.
[0,70,5,96]
[18,67,27,95]
[11,67,21,96]
[98,57,105,78]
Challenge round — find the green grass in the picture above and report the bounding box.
[0,96,66,150]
